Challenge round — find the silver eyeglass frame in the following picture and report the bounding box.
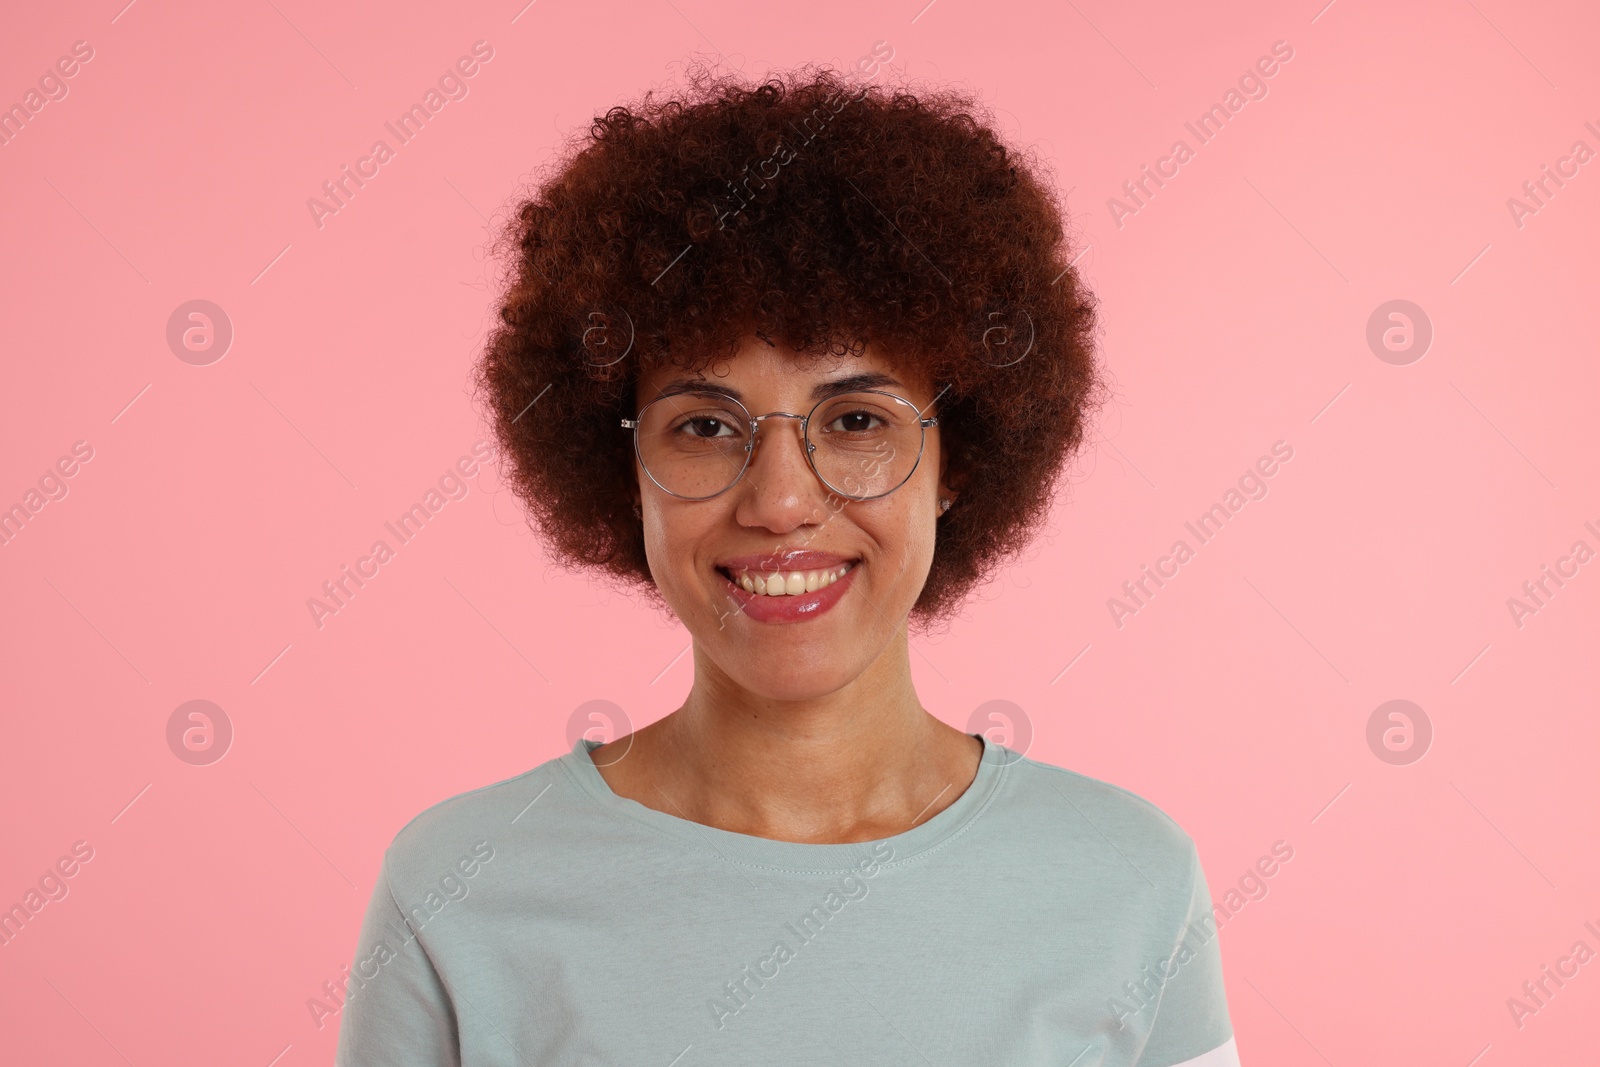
[621,388,941,502]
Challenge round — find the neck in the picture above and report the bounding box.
[596,627,982,844]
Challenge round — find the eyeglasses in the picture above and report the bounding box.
[621,389,940,501]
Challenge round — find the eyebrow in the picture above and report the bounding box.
[648,371,905,406]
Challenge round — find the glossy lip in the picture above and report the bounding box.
[716,559,860,624]
[715,548,859,573]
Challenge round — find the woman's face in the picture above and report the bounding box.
[631,336,956,701]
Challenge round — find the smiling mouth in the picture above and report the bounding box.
[715,561,859,597]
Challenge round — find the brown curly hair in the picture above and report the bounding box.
[472,60,1106,631]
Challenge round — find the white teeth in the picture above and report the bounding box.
[731,562,855,596]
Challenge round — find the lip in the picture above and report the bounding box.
[714,559,860,625]
[715,549,859,572]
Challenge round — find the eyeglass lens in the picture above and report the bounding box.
[634,391,926,500]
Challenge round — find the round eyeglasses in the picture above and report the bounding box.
[621,389,940,501]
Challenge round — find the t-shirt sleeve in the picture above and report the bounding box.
[1134,837,1240,1067]
[335,852,461,1066]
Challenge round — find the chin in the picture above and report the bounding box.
[742,676,853,705]
[717,649,860,700]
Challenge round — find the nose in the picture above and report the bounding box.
[736,414,832,527]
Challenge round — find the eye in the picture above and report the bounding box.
[675,415,738,439]
[825,409,884,434]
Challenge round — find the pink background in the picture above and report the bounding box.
[3,0,1597,1062]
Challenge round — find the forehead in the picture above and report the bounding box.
[635,336,929,406]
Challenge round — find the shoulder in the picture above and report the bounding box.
[994,748,1201,890]
[377,748,574,892]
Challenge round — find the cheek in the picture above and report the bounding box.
[857,496,937,579]
[642,507,721,594]
[642,517,683,589]
[902,491,944,577]
[908,507,939,572]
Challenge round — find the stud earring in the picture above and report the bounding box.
[633,501,642,519]
[939,498,952,513]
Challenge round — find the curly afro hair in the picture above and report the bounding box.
[472,60,1106,632]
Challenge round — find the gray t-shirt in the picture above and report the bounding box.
[334,734,1240,1066]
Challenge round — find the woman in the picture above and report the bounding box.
[337,62,1240,1066]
